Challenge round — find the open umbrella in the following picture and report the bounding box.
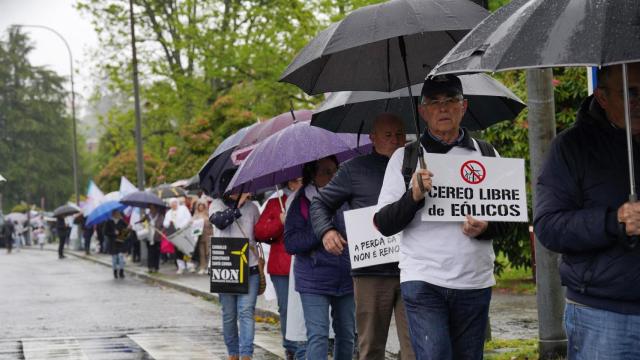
[121,191,166,209]
[86,201,126,227]
[231,110,314,164]
[198,123,258,197]
[432,0,640,199]
[53,204,81,218]
[152,184,187,199]
[227,121,371,195]
[312,73,526,133]
[280,0,488,169]
[5,212,27,224]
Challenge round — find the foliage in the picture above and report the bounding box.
[95,150,161,191]
[0,28,88,212]
[484,338,538,360]
[10,203,29,213]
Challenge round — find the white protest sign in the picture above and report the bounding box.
[420,153,528,222]
[344,206,401,269]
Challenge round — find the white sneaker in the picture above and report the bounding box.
[176,268,184,275]
[197,269,206,275]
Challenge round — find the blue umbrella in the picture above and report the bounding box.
[86,201,126,227]
[226,121,371,194]
[121,191,166,209]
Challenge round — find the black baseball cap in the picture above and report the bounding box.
[421,74,463,99]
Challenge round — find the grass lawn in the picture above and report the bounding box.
[494,254,536,295]
[484,338,538,359]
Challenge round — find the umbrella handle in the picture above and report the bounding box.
[623,63,637,200]
[398,36,426,170]
[275,185,286,213]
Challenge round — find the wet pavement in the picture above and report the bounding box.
[0,249,281,360]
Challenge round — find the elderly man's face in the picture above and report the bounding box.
[369,115,406,157]
[418,94,467,137]
[595,63,640,134]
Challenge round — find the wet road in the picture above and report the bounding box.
[0,249,280,359]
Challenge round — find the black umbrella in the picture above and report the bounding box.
[432,0,640,199]
[198,123,258,197]
[53,204,81,218]
[312,73,526,134]
[121,191,166,209]
[152,184,187,199]
[280,0,488,170]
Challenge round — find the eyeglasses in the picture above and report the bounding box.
[422,96,463,109]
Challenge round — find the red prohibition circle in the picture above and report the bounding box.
[460,160,486,184]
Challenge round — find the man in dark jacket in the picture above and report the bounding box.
[55,216,68,259]
[3,220,14,254]
[310,114,413,360]
[534,62,640,358]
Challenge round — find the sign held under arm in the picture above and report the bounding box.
[344,206,401,269]
[420,153,528,222]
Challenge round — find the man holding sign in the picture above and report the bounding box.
[310,114,414,360]
[374,75,511,360]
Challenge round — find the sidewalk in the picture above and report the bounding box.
[41,243,538,357]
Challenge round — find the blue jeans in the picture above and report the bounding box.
[400,281,491,360]
[300,293,355,360]
[111,253,125,270]
[219,274,259,357]
[565,303,640,359]
[271,275,306,359]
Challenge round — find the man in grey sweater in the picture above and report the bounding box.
[310,114,414,360]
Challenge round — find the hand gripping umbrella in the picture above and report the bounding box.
[225,121,372,209]
[280,0,488,171]
[312,73,526,134]
[432,0,640,242]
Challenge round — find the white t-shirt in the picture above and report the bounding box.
[209,199,260,267]
[375,141,496,290]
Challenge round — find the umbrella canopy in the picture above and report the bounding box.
[433,0,640,75]
[53,204,81,218]
[312,73,526,133]
[280,0,488,95]
[198,123,258,197]
[86,201,127,227]
[152,184,187,199]
[0,174,6,182]
[121,191,166,209]
[231,110,314,164]
[5,212,27,224]
[227,121,372,194]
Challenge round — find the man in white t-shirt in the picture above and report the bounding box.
[374,75,510,360]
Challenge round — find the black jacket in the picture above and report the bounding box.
[534,95,640,314]
[310,151,399,276]
[105,218,128,255]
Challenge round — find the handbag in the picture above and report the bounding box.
[160,233,175,254]
[235,219,267,296]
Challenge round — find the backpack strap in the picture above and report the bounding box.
[401,140,420,190]
[475,139,497,157]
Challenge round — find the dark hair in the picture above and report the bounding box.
[302,155,338,186]
[597,66,614,90]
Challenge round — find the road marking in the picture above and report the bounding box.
[128,332,219,360]
[22,337,89,360]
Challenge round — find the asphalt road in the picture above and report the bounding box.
[0,249,281,360]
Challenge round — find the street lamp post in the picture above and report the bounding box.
[12,24,80,206]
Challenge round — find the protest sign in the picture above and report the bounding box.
[420,153,528,222]
[344,206,401,269]
[210,237,249,294]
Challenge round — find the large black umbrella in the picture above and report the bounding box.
[280,0,488,94]
[198,123,258,197]
[432,0,640,199]
[121,191,166,209]
[53,204,81,218]
[312,73,526,134]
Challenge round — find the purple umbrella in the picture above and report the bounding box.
[226,121,371,194]
[231,110,314,165]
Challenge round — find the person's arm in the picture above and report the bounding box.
[310,165,352,240]
[374,149,426,236]
[208,200,241,230]
[534,137,617,253]
[254,198,284,242]
[284,193,321,254]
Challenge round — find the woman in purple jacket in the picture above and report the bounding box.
[284,156,355,360]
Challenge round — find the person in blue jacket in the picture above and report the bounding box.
[284,156,354,360]
[534,62,640,359]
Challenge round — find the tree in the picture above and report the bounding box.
[0,28,85,211]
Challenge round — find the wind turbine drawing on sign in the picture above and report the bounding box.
[231,243,249,283]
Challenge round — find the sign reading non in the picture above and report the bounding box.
[344,206,402,269]
[210,237,249,294]
[420,153,528,222]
